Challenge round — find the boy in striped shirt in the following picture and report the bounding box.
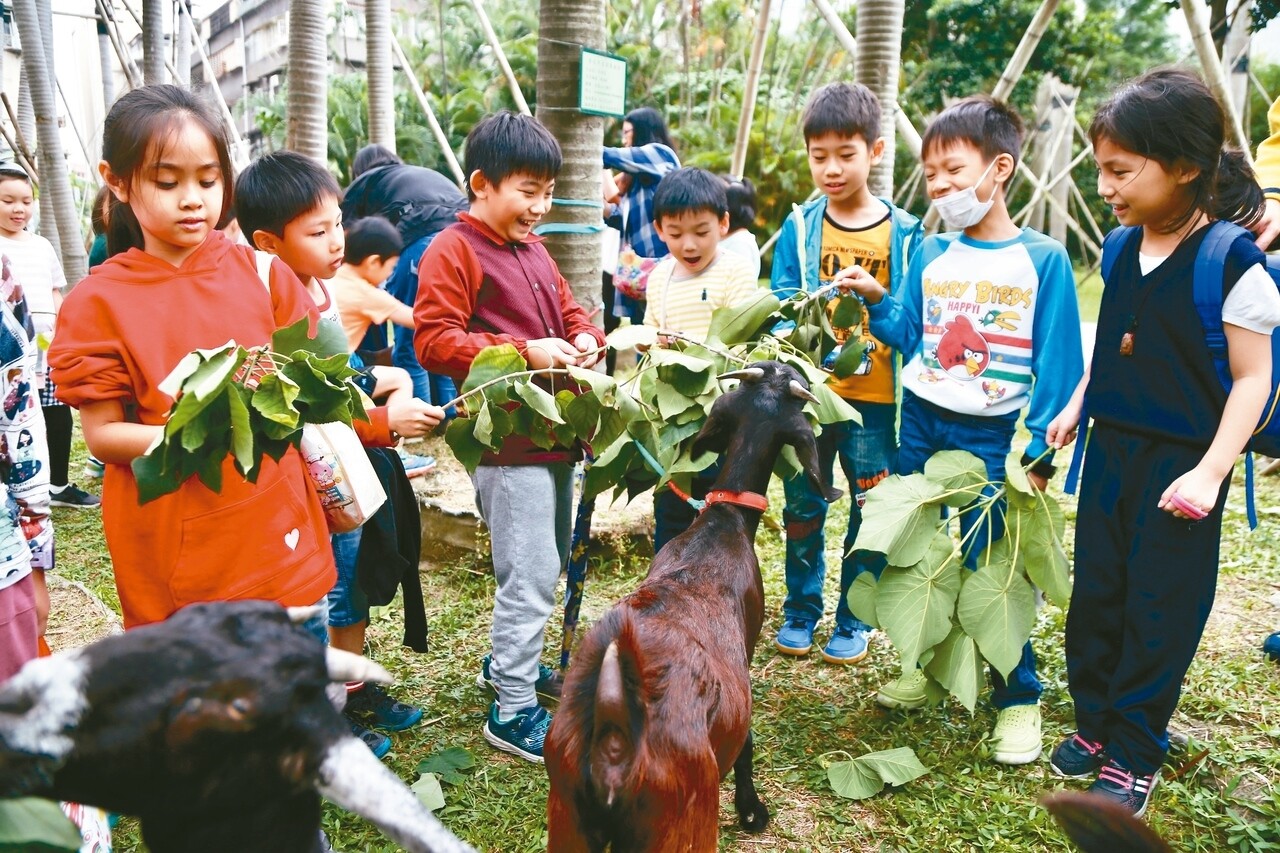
[843,96,1083,766]
[643,167,758,549]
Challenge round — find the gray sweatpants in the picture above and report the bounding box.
[471,462,574,712]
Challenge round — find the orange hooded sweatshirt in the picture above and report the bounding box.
[49,232,345,628]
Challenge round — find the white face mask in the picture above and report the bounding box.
[933,159,999,230]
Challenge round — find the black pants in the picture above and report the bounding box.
[1066,424,1225,775]
[43,404,72,488]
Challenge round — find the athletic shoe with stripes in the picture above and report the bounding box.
[1088,757,1158,818]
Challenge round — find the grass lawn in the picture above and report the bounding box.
[54,431,1280,852]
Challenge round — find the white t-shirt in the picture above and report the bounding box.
[0,233,64,317]
[720,228,762,281]
[1138,252,1280,334]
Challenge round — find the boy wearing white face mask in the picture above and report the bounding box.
[842,95,1083,765]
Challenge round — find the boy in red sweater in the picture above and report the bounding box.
[415,112,604,763]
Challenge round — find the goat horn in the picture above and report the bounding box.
[788,380,820,404]
[286,605,322,625]
[718,367,765,383]
[325,648,394,686]
[317,736,478,853]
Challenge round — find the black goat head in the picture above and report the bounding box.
[0,600,474,853]
[693,361,842,502]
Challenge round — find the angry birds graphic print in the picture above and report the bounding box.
[932,314,990,381]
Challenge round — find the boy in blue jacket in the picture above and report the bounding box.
[843,95,1083,766]
[770,83,920,665]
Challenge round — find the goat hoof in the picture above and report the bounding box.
[737,800,770,834]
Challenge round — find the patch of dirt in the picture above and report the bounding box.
[44,576,121,653]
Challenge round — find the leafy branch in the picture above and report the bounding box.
[132,318,365,503]
[848,449,1071,712]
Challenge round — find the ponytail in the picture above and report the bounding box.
[1212,148,1265,229]
[104,192,146,258]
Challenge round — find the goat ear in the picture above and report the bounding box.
[691,408,731,458]
[792,426,842,503]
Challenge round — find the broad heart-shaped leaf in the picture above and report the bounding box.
[410,773,445,812]
[655,381,701,421]
[445,416,486,471]
[472,402,495,447]
[847,572,880,629]
[514,380,565,424]
[226,384,256,478]
[271,315,349,360]
[251,371,302,428]
[925,625,985,712]
[459,344,527,395]
[584,436,638,500]
[605,323,659,351]
[830,334,870,379]
[565,364,614,396]
[564,390,601,441]
[650,349,716,397]
[186,347,242,401]
[956,553,1037,680]
[705,290,781,345]
[828,747,928,800]
[1008,494,1072,608]
[1003,449,1038,508]
[0,798,84,850]
[924,450,990,507]
[829,293,864,329]
[810,382,862,427]
[853,473,946,567]
[874,531,962,670]
[417,745,475,784]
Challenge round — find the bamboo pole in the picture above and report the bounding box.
[1180,0,1252,159]
[991,0,1060,102]
[0,93,37,176]
[730,0,772,179]
[0,122,37,188]
[464,0,530,115]
[56,80,100,186]
[390,34,466,187]
[184,11,247,159]
[96,0,142,89]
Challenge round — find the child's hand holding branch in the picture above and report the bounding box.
[832,264,886,304]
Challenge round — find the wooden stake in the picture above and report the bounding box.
[464,0,530,115]
[991,0,1061,102]
[390,35,466,187]
[1181,0,1252,158]
[730,0,772,178]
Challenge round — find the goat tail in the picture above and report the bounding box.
[587,640,635,810]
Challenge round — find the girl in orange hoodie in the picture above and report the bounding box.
[48,85,337,629]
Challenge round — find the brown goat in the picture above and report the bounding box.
[545,361,841,852]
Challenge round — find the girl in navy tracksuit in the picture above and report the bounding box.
[1047,69,1280,818]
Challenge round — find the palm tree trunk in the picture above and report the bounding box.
[98,15,116,107]
[536,0,605,314]
[286,0,331,163]
[366,0,394,151]
[142,0,165,84]
[855,0,904,198]
[11,0,87,282]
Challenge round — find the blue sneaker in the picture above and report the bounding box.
[476,653,563,699]
[1088,757,1158,818]
[1050,733,1107,779]
[821,624,870,665]
[349,719,391,759]
[343,683,423,732]
[775,617,816,656]
[483,702,551,764]
[397,449,436,479]
[1264,631,1280,661]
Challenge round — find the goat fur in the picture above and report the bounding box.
[545,361,840,852]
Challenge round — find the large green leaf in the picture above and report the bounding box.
[924,450,989,507]
[564,391,602,440]
[827,747,928,800]
[809,382,862,426]
[956,554,1037,679]
[847,572,880,629]
[459,344,527,395]
[830,335,870,379]
[445,416,486,471]
[186,349,242,401]
[251,371,302,428]
[1003,450,1037,508]
[924,625,984,712]
[605,323,659,351]
[226,384,256,477]
[271,315,349,360]
[874,531,962,670]
[513,380,564,424]
[651,349,716,397]
[829,294,864,329]
[1008,494,1072,608]
[0,798,84,850]
[410,773,445,812]
[706,290,781,345]
[853,473,946,567]
[416,745,475,784]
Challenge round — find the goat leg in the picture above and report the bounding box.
[732,731,769,834]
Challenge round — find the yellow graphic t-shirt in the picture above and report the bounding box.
[819,212,894,402]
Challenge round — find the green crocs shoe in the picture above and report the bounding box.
[875,670,929,710]
[991,704,1043,765]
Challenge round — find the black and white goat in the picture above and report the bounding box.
[0,599,474,853]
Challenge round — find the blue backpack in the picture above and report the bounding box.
[1075,221,1280,527]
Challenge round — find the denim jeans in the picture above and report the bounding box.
[898,392,1041,709]
[781,401,895,632]
[388,235,458,415]
[326,527,369,629]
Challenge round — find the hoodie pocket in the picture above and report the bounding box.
[169,471,322,606]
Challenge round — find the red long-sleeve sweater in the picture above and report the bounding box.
[414,212,605,465]
[49,232,341,628]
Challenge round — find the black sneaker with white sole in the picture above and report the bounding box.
[1088,757,1158,818]
[49,483,101,508]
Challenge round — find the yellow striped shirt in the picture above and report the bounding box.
[643,250,759,342]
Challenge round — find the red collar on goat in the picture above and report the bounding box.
[702,489,768,512]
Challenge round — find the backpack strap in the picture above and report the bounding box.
[254,250,273,293]
[1065,226,1139,496]
[1192,220,1260,529]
